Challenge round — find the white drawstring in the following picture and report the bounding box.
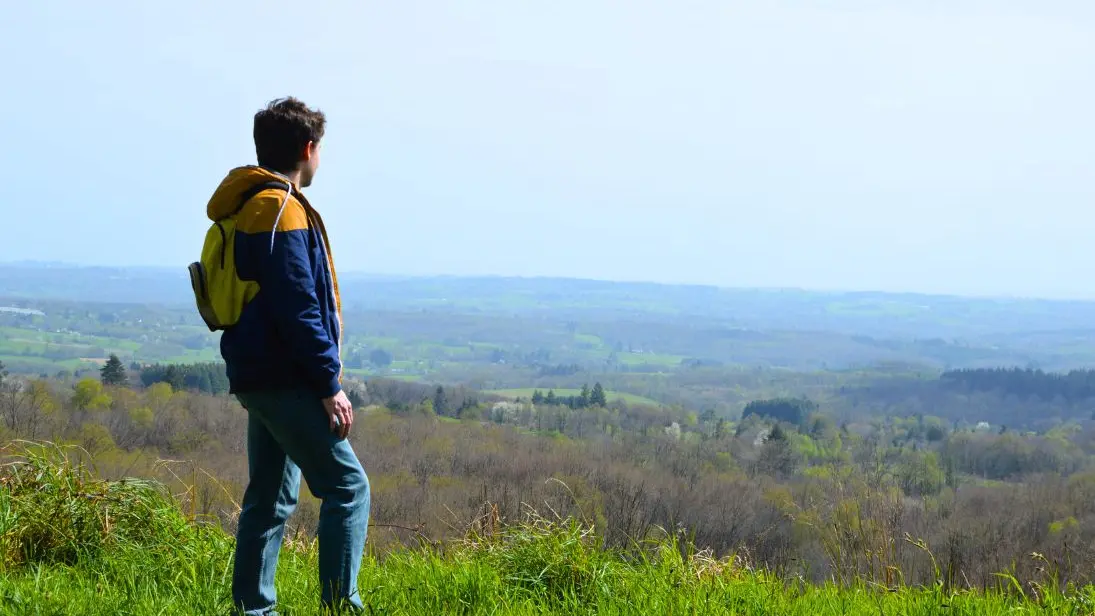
[269,182,293,254]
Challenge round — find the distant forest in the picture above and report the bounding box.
[57,357,1095,431]
[139,362,229,395]
[941,367,1095,403]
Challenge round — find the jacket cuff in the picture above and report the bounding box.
[316,374,342,399]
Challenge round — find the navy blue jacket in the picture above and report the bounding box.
[205,166,343,398]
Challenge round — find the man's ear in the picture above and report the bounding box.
[302,140,316,161]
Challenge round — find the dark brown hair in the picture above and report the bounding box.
[253,97,326,173]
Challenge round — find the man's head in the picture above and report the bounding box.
[253,97,326,187]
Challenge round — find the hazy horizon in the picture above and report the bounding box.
[3,2,1093,299]
[5,258,1094,304]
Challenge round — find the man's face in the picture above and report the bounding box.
[299,140,321,187]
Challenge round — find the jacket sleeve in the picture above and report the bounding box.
[260,226,342,398]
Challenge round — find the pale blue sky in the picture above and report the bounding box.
[2,1,1093,298]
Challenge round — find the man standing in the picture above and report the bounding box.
[204,97,369,615]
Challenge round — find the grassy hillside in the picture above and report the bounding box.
[1,443,1092,615]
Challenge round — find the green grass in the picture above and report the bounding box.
[0,340,49,355]
[0,354,100,374]
[615,352,685,367]
[56,357,103,370]
[574,333,604,348]
[825,299,931,318]
[468,341,506,350]
[3,442,1095,614]
[0,326,142,352]
[488,388,661,407]
[356,336,402,350]
[163,348,222,364]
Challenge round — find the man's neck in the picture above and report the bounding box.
[263,165,302,188]
[284,169,303,188]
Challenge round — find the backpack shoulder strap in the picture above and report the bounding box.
[221,181,294,221]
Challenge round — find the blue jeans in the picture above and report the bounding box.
[232,388,370,615]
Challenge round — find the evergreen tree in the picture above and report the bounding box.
[759,424,796,476]
[210,367,230,395]
[926,425,945,442]
[715,418,728,440]
[347,388,366,408]
[100,354,128,386]
[766,423,787,442]
[162,365,185,391]
[531,390,545,404]
[369,348,393,368]
[742,397,816,427]
[579,384,591,408]
[433,385,449,416]
[545,390,557,405]
[590,382,608,407]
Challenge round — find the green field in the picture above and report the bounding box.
[573,333,604,348]
[487,388,661,407]
[384,374,423,382]
[616,351,685,367]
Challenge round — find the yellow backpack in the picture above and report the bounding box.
[188,181,291,331]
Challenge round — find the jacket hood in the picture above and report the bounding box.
[206,166,296,221]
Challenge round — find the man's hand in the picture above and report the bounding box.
[322,390,353,439]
